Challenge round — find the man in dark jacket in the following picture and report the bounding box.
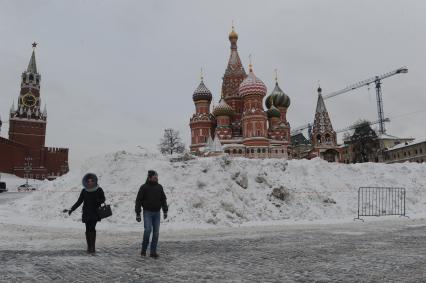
[135,170,168,258]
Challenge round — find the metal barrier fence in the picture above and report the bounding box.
[355,187,406,221]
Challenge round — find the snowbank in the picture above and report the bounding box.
[1,150,426,230]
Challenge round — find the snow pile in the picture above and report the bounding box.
[1,149,426,230]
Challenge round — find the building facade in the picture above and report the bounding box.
[0,44,69,180]
[383,139,426,163]
[339,126,415,164]
[189,27,291,158]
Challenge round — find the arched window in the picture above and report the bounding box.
[257,148,260,153]
[233,149,237,154]
[251,148,254,154]
[316,134,322,144]
[29,74,34,81]
[325,134,331,143]
[238,149,242,154]
[262,148,266,153]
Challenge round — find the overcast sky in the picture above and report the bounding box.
[1,0,425,167]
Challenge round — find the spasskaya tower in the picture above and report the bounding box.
[0,43,69,180]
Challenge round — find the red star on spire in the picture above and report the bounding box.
[32,42,37,48]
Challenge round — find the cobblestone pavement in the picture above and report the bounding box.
[1,218,426,283]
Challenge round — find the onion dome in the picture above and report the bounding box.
[265,82,290,109]
[239,65,267,97]
[192,79,212,102]
[229,26,238,43]
[266,104,281,118]
[213,98,234,117]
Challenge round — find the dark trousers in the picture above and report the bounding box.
[85,220,97,232]
[142,210,161,253]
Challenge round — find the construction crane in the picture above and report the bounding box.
[323,66,408,134]
[335,118,390,134]
[291,117,390,138]
[291,123,312,135]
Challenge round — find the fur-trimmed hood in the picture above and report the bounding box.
[82,173,98,189]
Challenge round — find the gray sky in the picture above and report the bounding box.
[1,0,425,167]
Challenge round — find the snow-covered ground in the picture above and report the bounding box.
[0,173,43,192]
[0,149,425,231]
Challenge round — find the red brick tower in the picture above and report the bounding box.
[222,26,247,137]
[189,76,215,152]
[8,43,47,168]
[212,93,234,140]
[266,104,282,135]
[240,63,270,157]
[0,43,69,179]
[9,44,46,145]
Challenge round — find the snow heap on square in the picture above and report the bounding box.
[2,149,426,230]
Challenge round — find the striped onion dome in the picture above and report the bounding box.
[239,67,267,98]
[213,98,234,117]
[265,82,290,109]
[192,80,212,102]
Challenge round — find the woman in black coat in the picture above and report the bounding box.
[68,173,105,253]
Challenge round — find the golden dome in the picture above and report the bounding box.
[229,26,238,40]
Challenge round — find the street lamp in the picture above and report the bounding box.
[24,156,33,188]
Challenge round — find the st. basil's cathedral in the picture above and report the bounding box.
[189,27,293,159]
[189,27,340,160]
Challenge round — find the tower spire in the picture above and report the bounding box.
[315,86,327,113]
[311,85,336,146]
[27,42,38,73]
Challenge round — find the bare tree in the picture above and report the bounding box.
[158,128,185,155]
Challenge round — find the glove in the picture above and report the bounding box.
[164,212,168,220]
[136,214,141,222]
[68,209,72,216]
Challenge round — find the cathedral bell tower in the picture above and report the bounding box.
[222,26,247,137]
[9,43,47,149]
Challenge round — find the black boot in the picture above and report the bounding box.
[150,252,159,259]
[141,249,146,256]
[88,231,96,254]
[85,232,90,253]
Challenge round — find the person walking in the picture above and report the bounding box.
[135,170,168,258]
[68,173,105,254]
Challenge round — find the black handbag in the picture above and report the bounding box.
[98,203,112,219]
